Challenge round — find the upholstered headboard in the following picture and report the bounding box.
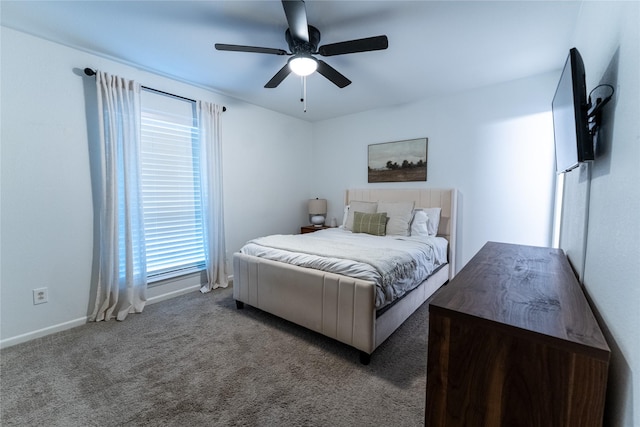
[345,188,458,277]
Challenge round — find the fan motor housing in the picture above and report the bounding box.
[286,25,321,54]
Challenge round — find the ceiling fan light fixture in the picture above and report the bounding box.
[288,54,317,76]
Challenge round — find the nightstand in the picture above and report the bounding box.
[301,225,330,234]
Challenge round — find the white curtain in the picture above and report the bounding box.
[198,101,228,292]
[90,71,147,321]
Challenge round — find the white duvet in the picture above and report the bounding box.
[240,228,448,309]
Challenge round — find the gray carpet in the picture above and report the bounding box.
[1,286,432,426]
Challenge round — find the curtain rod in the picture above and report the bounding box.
[83,68,226,112]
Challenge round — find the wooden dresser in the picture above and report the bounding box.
[426,242,609,427]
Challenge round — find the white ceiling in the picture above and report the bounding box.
[1,1,582,122]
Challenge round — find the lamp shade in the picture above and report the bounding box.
[308,198,327,215]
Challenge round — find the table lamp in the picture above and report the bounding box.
[308,198,327,227]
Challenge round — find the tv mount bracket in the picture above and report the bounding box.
[587,84,615,136]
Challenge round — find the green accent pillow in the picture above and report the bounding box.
[352,211,387,236]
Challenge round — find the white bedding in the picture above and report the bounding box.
[240,228,448,309]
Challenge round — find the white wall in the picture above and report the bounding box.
[0,27,313,346]
[311,72,559,268]
[561,2,639,426]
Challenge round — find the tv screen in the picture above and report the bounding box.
[552,48,592,174]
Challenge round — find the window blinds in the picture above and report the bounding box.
[140,90,205,279]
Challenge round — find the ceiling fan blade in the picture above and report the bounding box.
[215,43,287,55]
[282,0,309,42]
[265,64,292,88]
[318,35,388,56]
[316,60,351,88]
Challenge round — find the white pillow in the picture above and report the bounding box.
[423,207,442,236]
[340,205,350,228]
[344,201,378,231]
[377,201,415,236]
[410,210,430,237]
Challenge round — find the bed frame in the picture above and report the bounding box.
[233,188,457,364]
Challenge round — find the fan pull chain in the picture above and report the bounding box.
[300,76,308,113]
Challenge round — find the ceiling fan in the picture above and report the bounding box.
[214,0,389,89]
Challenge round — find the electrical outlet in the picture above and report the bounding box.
[33,287,48,305]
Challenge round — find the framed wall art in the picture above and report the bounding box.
[368,138,428,183]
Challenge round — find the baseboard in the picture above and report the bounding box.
[0,316,88,349]
[146,284,201,304]
[0,285,200,349]
[0,281,216,350]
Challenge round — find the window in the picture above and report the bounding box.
[140,89,205,281]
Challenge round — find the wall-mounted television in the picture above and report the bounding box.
[552,48,593,174]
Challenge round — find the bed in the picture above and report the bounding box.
[232,188,457,364]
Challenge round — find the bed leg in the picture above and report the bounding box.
[359,351,371,365]
[235,300,244,309]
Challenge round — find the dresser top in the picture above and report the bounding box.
[430,242,609,359]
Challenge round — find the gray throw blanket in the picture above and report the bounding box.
[248,233,418,290]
